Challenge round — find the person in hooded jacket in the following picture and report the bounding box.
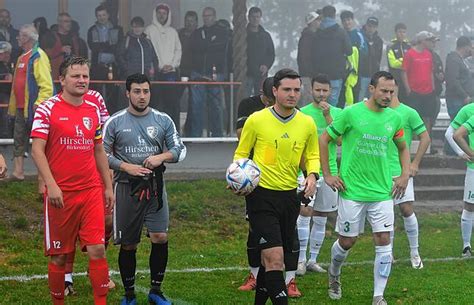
[145,3,182,131]
[312,5,352,106]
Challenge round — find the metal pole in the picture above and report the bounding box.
[230,72,234,136]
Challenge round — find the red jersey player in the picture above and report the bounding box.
[37,88,114,295]
[31,56,114,305]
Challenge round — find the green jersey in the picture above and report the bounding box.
[301,103,342,175]
[462,115,474,134]
[327,102,405,202]
[451,104,474,169]
[389,103,426,177]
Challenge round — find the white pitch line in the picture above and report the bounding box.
[0,256,471,283]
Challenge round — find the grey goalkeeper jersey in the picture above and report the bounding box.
[103,108,186,182]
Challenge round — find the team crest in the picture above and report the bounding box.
[83,117,93,130]
[147,126,158,138]
[385,123,393,132]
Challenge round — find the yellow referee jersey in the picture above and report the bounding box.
[234,107,320,191]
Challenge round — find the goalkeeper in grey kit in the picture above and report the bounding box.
[103,73,186,304]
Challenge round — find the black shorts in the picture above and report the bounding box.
[407,92,440,120]
[246,186,299,251]
[113,182,169,246]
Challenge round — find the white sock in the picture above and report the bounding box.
[297,215,311,263]
[309,216,327,262]
[65,273,73,283]
[329,240,349,276]
[461,209,474,248]
[373,244,392,297]
[285,270,296,285]
[250,267,259,278]
[403,213,419,257]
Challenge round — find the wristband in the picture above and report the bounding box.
[308,172,319,181]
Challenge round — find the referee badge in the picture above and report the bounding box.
[83,117,92,130]
[147,126,158,138]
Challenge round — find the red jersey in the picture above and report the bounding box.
[31,95,102,191]
[402,48,434,94]
[53,89,110,126]
[13,49,32,109]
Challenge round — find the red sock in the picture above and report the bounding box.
[65,250,76,275]
[48,262,65,305]
[89,258,109,305]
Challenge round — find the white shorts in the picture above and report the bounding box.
[298,174,314,208]
[464,168,474,204]
[297,175,338,211]
[393,177,415,205]
[313,178,338,212]
[336,197,394,237]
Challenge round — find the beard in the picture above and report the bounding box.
[130,99,148,113]
[313,96,324,103]
[376,99,391,108]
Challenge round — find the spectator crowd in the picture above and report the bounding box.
[0,3,473,142]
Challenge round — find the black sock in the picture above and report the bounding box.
[254,265,268,305]
[284,251,298,272]
[248,248,261,270]
[119,248,137,295]
[265,270,288,305]
[150,242,168,292]
[247,230,261,269]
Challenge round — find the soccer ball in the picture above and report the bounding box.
[226,158,261,194]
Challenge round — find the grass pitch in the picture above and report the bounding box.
[0,180,473,304]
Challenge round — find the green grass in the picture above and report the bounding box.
[0,180,473,304]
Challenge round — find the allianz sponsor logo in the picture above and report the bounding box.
[362,133,388,143]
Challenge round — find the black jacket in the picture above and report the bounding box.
[246,25,275,77]
[178,28,195,77]
[297,27,317,77]
[312,23,352,80]
[117,32,159,80]
[360,27,383,77]
[87,22,123,66]
[445,51,474,99]
[189,23,232,75]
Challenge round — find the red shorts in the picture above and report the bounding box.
[44,186,105,256]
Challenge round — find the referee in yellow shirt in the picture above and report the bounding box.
[234,68,320,305]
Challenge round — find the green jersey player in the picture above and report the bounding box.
[296,74,342,276]
[319,71,410,305]
[388,83,430,269]
[449,104,474,257]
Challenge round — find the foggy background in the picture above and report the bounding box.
[4,0,474,74]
